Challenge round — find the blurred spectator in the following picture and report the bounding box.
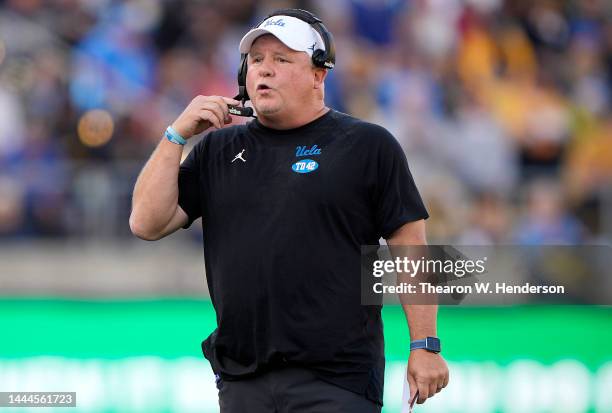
[69,2,158,114]
[457,191,511,245]
[0,84,25,159]
[513,179,586,245]
[445,90,518,195]
[348,0,407,46]
[0,175,25,237]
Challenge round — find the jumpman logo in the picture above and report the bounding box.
[231,149,246,163]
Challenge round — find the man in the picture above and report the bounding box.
[130,9,448,413]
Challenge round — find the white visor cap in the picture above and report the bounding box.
[239,15,325,57]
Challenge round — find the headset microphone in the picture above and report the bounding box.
[232,74,256,118]
[228,104,254,117]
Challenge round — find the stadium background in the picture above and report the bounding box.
[0,0,610,411]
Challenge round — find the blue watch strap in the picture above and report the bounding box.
[165,126,186,145]
[410,339,427,351]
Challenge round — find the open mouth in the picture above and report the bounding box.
[257,84,272,91]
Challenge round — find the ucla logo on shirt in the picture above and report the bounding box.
[292,159,319,174]
[295,145,322,157]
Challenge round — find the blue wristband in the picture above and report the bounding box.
[165,126,186,145]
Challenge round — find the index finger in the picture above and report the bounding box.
[223,96,241,105]
[407,372,418,402]
[417,380,429,404]
[212,96,240,108]
[210,96,241,118]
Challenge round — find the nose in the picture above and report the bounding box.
[257,56,274,77]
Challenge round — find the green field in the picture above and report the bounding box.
[1,300,610,412]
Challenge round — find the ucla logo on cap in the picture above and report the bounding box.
[263,18,285,28]
[292,159,319,174]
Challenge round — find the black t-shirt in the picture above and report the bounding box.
[178,109,428,405]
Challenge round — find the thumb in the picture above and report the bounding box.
[407,369,418,401]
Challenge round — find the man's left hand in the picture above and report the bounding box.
[407,349,449,404]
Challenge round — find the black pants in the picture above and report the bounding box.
[217,367,382,413]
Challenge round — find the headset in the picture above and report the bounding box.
[229,8,336,117]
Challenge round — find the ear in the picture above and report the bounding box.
[313,68,328,89]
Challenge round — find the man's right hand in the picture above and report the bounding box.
[171,95,241,139]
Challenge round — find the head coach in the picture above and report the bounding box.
[130,8,448,412]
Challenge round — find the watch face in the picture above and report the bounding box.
[426,337,441,352]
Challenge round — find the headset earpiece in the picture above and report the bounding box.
[311,49,326,68]
[311,42,334,69]
[267,8,335,70]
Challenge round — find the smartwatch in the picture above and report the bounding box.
[410,336,441,353]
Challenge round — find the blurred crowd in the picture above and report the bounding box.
[0,0,611,244]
